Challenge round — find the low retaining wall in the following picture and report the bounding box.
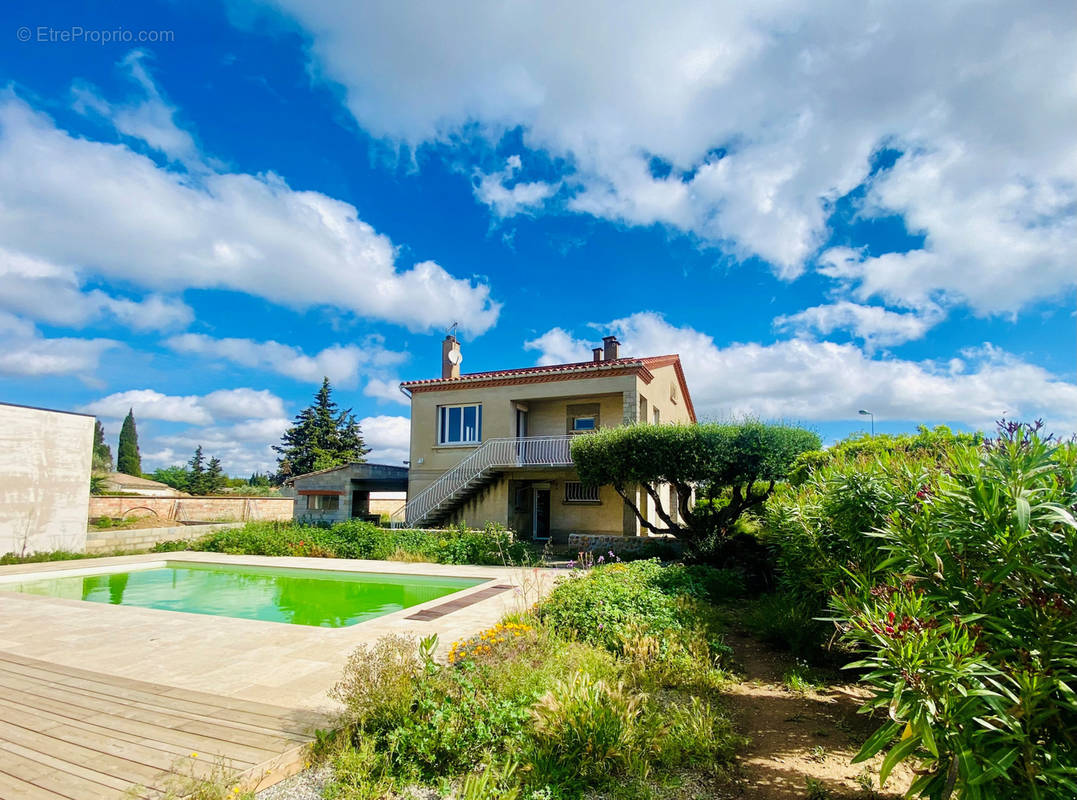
[84,522,244,555]
[88,495,293,523]
[567,532,682,556]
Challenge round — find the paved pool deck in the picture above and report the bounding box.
[0,553,560,796]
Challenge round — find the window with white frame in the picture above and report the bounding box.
[307,494,339,511]
[653,408,661,425]
[438,403,482,445]
[564,481,600,503]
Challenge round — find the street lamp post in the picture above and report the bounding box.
[858,409,874,437]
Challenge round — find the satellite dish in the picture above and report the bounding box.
[448,350,462,365]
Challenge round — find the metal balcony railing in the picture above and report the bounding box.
[391,435,573,527]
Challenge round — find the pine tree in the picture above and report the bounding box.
[205,457,224,495]
[187,446,206,494]
[273,377,370,480]
[116,409,142,476]
[91,419,113,473]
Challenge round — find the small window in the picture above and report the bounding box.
[571,415,597,432]
[565,481,600,503]
[653,408,660,425]
[307,494,339,511]
[670,382,679,404]
[639,396,648,422]
[438,403,482,445]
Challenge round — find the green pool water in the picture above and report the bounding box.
[4,562,486,627]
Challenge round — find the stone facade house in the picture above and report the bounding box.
[398,335,695,541]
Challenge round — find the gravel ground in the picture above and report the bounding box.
[255,767,444,800]
[256,765,331,800]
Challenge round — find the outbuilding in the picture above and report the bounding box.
[288,463,408,524]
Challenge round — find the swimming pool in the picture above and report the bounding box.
[1,562,487,627]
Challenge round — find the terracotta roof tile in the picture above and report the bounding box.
[400,353,696,421]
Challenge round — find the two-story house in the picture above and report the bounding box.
[397,335,695,540]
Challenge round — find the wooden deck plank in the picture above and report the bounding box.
[0,737,149,796]
[0,658,314,736]
[0,670,306,753]
[0,718,173,791]
[0,706,234,787]
[1,689,263,766]
[0,768,53,800]
[0,651,328,725]
[0,650,320,798]
[0,746,128,800]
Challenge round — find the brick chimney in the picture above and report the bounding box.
[592,347,603,363]
[442,335,461,379]
[602,336,620,361]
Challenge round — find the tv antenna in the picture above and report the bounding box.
[448,321,459,340]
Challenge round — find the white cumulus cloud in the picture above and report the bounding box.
[165,333,407,387]
[526,313,1077,433]
[0,93,501,335]
[253,0,1076,317]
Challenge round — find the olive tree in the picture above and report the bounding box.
[571,421,821,559]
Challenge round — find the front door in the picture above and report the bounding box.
[532,488,551,540]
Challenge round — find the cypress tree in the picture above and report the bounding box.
[273,377,370,480]
[116,409,142,476]
[91,419,113,473]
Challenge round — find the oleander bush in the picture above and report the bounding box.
[832,423,1077,799]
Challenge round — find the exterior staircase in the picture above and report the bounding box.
[392,435,573,528]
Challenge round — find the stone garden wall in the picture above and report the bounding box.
[88,495,293,523]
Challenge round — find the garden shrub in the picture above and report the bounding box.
[330,634,422,732]
[160,519,531,566]
[528,671,648,789]
[0,549,88,565]
[833,423,1077,798]
[325,562,740,799]
[536,559,721,652]
[742,591,831,661]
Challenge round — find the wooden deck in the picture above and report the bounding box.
[0,651,331,799]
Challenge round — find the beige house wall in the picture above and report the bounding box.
[407,374,638,498]
[405,359,695,539]
[0,404,94,555]
[445,469,627,538]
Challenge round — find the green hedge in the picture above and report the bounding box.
[153,519,530,566]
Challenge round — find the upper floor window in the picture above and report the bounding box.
[566,402,600,434]
[438,403,482,445]
[571,415,597,432]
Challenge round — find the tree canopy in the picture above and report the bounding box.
[116,409,141,476]
[572,421,820,560]
[91,419,112,473]
[273,377,370,481]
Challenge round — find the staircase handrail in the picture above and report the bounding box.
[391,435,573,527]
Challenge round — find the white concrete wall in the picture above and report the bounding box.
[0,403,94,555]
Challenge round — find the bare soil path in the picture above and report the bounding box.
[719,627,914,800]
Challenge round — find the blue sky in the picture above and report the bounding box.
[1,0,1074,474]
